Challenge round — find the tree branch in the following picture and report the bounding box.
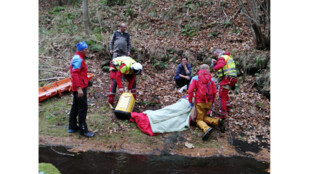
[39,56,52,59]
[39,69,67,74]
[50,146,75,157]
[39,65,66,70]
[230,7,242,20]
[39,77,65,82]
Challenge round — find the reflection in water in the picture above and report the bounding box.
[39,146,268,174]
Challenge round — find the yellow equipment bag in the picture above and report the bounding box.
[114,92,135,119]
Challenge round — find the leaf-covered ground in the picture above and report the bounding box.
[39,54,270,148]
[39,0,270,161]
[39,0,264,60]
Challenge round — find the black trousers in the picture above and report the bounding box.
[69,87,88,130]
[175,78,191,88]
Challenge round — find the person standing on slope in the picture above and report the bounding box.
[109,23,132,59]
[68,41,95,138]
[211,48,238,119]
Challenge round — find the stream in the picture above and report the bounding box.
[39,146,268,174]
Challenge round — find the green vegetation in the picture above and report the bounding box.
[183,0,199,11]
[154,61,168,69]
[255,101,268,109]
[39,95,71,136]
[238,136,246,142]
[138,100,161,107]
[224,20,233,27]
[205,21,217,29]
[99,0,128,6]
[255,56,267,69]
[208,32,219,38]
[124,5,135,17]
[235,27,242,34]
[39,163,61,174]
[48,6,65,15]
[149,10,158,18]
[181,24,199,38]
[85,39,104,52]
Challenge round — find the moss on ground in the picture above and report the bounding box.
[39,95,71,137]
[39,163,61,174]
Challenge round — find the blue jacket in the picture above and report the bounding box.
[174,63,192,80]
[70,51,88,91]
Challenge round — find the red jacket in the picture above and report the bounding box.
[213,52,234,86]
[188,70,217,104]
[115,64,135,89]
[214,52,231,71]
[70,51,88,91]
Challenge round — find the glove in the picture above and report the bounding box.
[190,103,194,108]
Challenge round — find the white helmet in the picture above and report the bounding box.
[131,63,143,75]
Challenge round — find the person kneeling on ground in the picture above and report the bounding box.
[188,66,224,141]
[190,64,217,116]
[108,56,143,109]
[68,41,94,138]
[174,56,192,89]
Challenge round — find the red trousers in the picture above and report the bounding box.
[108,70,136,104]
[218,77,237,118]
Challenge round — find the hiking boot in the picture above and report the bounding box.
[218,119,225,133]
[80,131,95,138]
[80,123,95,138]
[202,128,214,141]
[68,126,79,133]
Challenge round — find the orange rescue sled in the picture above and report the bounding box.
[39,73,94,103]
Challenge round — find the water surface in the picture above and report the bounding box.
[39,146,268,174]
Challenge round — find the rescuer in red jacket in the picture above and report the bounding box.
[108,56,143,109]
[188,67,225,141]
[212,49,238,119]
[68,41,94,138]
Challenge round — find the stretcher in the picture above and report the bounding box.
[39,73,94,103]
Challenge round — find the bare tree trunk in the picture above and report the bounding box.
[238,0,270,50]
[82,0,90,35]
[252,23,267,50]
